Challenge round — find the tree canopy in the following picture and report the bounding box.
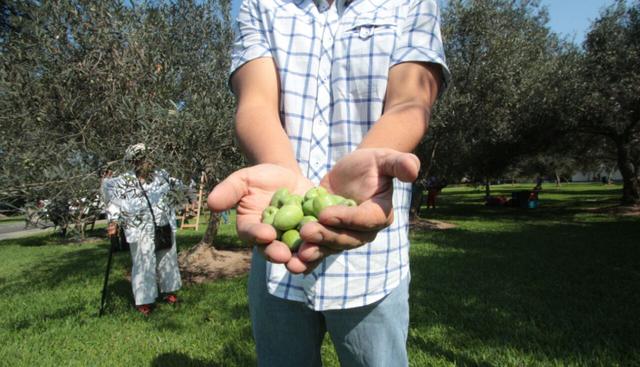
[0,0,241,235]
[576,0,640,203]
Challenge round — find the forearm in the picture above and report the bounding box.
[232,57,301,174]
[358,101,430,152]
[236,105,301,174]
[359,62,441,152]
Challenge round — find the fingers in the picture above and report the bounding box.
[378,150,420,183]
[207,168,250,212]
[285,255,318,274]
[315,200,393,232]
[297,241,342,261]
[236,219,276,244]
[256,241,293,264]
[299,222,379,250]
[285,242,338,274]
[236,218,292,263]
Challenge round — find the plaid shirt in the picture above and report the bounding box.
[231,0,450,310]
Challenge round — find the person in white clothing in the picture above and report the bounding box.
[103,144,184,315]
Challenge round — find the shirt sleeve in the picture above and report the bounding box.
[391,0,452,92]
[229,0,273,80]
[101,178,122,222]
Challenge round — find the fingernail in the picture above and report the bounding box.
[323,216,340,227]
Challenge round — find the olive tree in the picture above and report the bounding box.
[0,0,240,238]
[576,0,640,204]
[411,0,573,216]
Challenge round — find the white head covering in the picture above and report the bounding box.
[124,143,147,162]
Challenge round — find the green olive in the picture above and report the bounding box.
[283,194,303,206]
[329,194,347,205]
[297,215,318,230]
[261,206,279,225]
[302,199,315,216]
[312,194,340,217]
[270,188,290,208]
[343,199,357,207]
[273,204,304,231]
[304,186,328,201]
[281,229,303,250]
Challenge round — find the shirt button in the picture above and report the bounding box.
[359,27,371,39]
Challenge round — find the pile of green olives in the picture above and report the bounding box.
[262,187,356,251]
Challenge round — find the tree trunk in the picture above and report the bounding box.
[555,171,561,187]
[485,180,491,198]
[615,138,640,205]
[201,212,220,246]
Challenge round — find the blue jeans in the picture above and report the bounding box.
[248,249,410,367]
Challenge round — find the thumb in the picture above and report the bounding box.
[379,151,420,182]
[207,168,250,212]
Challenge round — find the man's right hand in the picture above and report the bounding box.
[207,164,315,264]
[107,222,118,238]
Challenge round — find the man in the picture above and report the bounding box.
[209,0,450,365]
[103,144,183,315]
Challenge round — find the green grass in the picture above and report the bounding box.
[1,184,638,366]
[0,215,25,225]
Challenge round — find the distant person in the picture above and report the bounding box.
[426,177,447,209]
[102,144,185,315]
[534,176,543,191]
[220,210,229,224]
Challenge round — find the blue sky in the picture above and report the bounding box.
[230,0,625,46]
[540,0,622,45]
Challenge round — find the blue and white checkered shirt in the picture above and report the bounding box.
[231,0,450,310]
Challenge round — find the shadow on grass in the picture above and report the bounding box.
[6,304,88,331]
[151,345,256,367]
[1,227,109,247]
[151,352,215,367]
[0,244,115,295]
[99,278,136,315]
[419,193,624,224]
[176,226,246,252]
[409,218,640,364]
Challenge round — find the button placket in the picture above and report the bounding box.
[308,6,338,180]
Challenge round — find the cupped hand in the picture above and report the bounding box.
[207,164,314,265]
[293,148,420,273]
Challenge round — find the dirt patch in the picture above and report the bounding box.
[410,218,456,231]
[177,243,252,284]
[586,205,640,217]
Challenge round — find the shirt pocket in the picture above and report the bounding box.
[336,13,398,98]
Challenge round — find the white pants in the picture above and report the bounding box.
[129,230,182,305]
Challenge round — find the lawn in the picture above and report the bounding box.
[0,183,638,366]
